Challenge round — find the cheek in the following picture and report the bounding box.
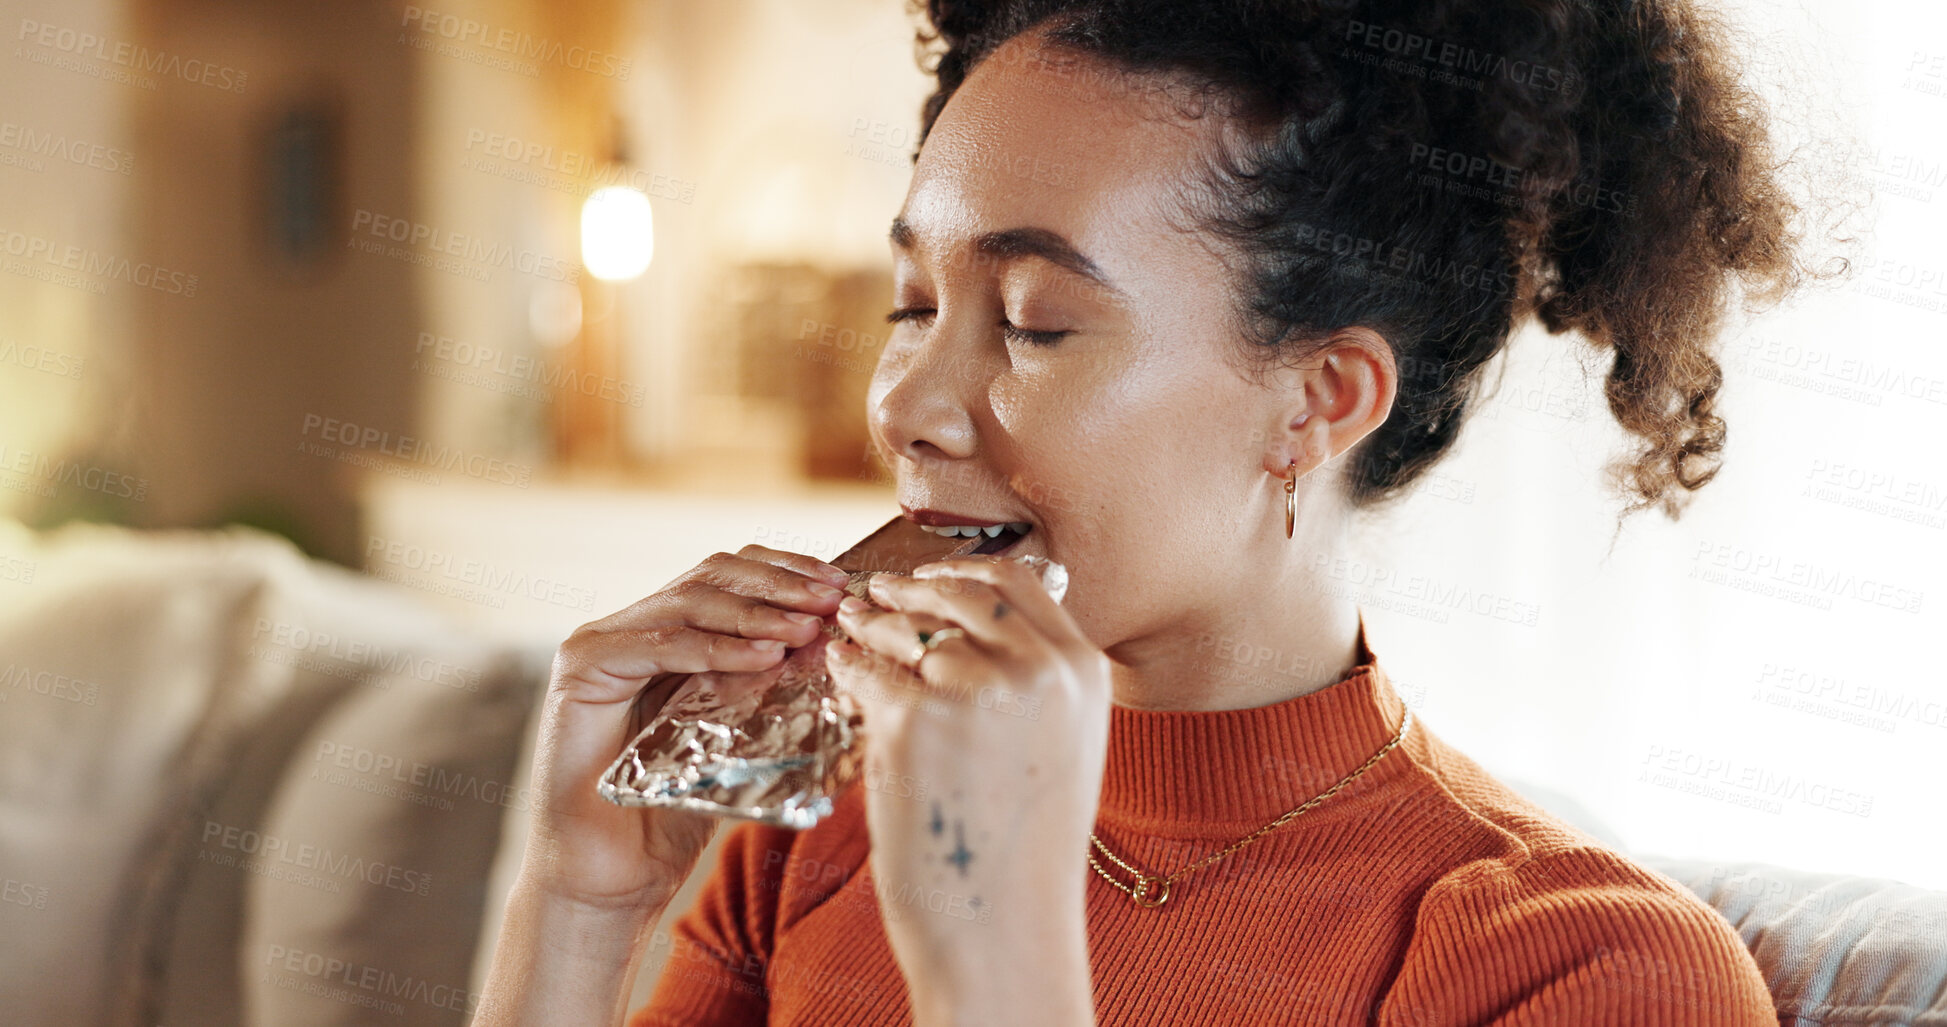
[990,374,1117,454]
[989,360,1229,529]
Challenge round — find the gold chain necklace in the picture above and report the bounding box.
[1086,704,1412,908]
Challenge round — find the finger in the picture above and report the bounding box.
[833,597,974,670]
[863,568,1063,664]
[829,601,1007,707]
[590,554,845,643]
[553,622,790,703]
[611,551,848,626]
[826,635,958,710]
[733,543,851,587]
[687,550,850,615]
[666,580,834,648]
[907,556,1080,649]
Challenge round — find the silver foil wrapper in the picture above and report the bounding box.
[597,553,1068,829]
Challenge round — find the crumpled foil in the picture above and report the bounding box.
[597,553,1069,829]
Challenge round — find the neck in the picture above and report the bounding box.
[1103,586,1364,712]
[1096,472,1364,712]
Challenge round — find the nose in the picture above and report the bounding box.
[868,325,983,466]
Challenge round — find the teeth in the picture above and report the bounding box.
[919,521,1035,538]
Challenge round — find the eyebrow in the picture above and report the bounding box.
[889,216,1124,298]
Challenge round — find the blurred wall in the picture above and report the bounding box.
[0,0,136,527]
[0,0,425,565]
[123,0,420,564]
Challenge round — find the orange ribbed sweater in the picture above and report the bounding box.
[629,618,1777,1026]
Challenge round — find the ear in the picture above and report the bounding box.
[1260,326,1397,479]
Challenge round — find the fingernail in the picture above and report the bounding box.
[805,581,843,599]
[838,595,869,614]
[783,611,820,627]
[751,638,784,651]
[815,562,850,583]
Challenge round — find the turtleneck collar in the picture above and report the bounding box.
[1096,609,1411,836]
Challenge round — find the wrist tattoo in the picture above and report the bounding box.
[946,819,974,877]
[930,801,976,877]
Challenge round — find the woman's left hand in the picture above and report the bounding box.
[825,554,1110,1026]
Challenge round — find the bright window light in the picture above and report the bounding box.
[581,185,654,281]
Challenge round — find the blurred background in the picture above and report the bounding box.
[0,0,929,581]
[1,0,1943,1024]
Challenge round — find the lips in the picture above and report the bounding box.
[900,506,1034,557]
[900,507,1010,528]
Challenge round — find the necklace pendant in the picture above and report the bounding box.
[1131,874,1171,908]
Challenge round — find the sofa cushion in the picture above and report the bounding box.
[1642,857,1947,1026]
[237,645,541,1026]
[0,519,545,1027]
[0,520,335,1027]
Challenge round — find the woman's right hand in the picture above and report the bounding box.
[518,544,853,911]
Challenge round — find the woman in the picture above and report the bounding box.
[477,0,1814,1023]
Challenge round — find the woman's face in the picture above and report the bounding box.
[868,33,1316,647]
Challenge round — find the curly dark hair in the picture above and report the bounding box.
[905,0,1831,521]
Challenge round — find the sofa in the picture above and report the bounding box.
[0,519,1941,1026]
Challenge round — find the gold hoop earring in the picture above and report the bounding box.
[1285,460,1298,539]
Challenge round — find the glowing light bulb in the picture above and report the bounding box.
[581,185,654,281]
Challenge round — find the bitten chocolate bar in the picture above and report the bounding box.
[597,515,1066,829]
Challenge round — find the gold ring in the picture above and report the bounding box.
[910,626,967,666]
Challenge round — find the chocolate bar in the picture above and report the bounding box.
[596,515,1066,829]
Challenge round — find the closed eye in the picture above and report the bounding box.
[883,307,1070,347]
[998,323,1070,347]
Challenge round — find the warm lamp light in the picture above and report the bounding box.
[581,185,654,280]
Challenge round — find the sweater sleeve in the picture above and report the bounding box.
[1377,848,1778,1027]
[627,821,793,1027]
